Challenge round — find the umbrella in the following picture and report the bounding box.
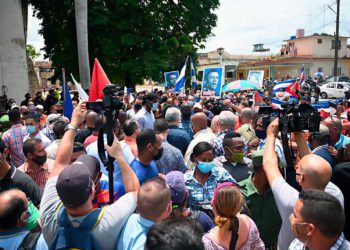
[222,80,259,92]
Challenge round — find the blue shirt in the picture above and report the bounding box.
[180,120,193,140]
[114,159,159,198]
[117,214,155,250]
[0,228,48,250]
[184,165,236,211]
[312,145,336,168]
[155,140,187,174]
[167,125,191,155]
[334,134,350,150]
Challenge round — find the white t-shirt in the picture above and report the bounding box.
[24,132,51,148]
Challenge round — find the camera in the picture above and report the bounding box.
[86,85,124,113]
[204,98,227,116]
[258,103,321,133]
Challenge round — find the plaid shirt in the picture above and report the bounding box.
[288,234,350,250]
[1,124,27,167]
[184,165,236,211]
[18,159,55,188]
[209,129,233,157]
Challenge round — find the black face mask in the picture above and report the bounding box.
[134,104,142,110]
[32,154,47,165]
[153,147,163,160]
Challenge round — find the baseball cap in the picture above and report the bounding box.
[35,105,44,110]
[165,171,188,206]
[193,103,202,110]
[56,164,92,207]
[46,114,62,125]
[73,155,100,178]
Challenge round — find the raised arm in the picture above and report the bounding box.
[263,118,282,186]
[50,101,87,178]
[105,137,140,193]
[293,132,312,159]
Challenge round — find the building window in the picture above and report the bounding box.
[318,68,323,73]
[331,40,341,49]
[226,71,234,78]
[317,39,322,44]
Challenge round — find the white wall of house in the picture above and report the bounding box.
[0,0,29,103]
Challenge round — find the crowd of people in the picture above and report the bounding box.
[0,83,349,250]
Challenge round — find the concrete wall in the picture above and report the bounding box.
[0,0,29,103]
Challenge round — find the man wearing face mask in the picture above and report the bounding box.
[113,129,161,198]
[135,93,158,131]
[214,132,253,182]
[126,98,143,119]
[23,114,51,148]
[19,138,54,189]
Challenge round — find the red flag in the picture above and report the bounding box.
[89,58,111,101]
[253,91,264,104]
[286,80,299,97]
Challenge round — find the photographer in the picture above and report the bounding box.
[262,118,344,249]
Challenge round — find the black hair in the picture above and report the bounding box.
[73,142,86,153]
[145,216,204,250]
[299,190,345,238]
[53,121,67,139]
[180,104,192,121]
[190,142,213,162]
[25,113,40,123]
[166,73,178,83]
[8,109,21,123]
[123,119,139,136]
[25,93,31,99]
[0,140,6,154]
[223,132,242,147]
[136,129,157,151]
[0,192,26,230]
[23,138,42,157]
[153,118,168,134]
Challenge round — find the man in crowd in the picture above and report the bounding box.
[322,117,350,150]
[24,113,51,147]
[75,111,98,143]
[40,101,140,249]
[0,141,42,207]
[239,150,281,248]
[179,104,193,140]
[153,119,187,174]
[165,107,190,156]
[20,93,31,107]
[0,189,47,249]
[214,132,252,181]
[19,138,54,189]
[46,120,66,159]
[184,112,216,169]
[44,89,58,114]
[135,93,157,131]
[263,118,344,249]
[41,114,62,142]
[289,190,349,249]
[1,108,27,167]
[210,110,236,157]
[117,177,171,250]
[121,119,140,157]
[126,97,143,119]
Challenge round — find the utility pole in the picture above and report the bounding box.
[334,0,340,78]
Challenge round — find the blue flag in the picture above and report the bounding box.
[62,81,73,120]
[173,56,189,92]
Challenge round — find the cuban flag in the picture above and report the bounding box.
[190,57,197,90]
[173,56,189,92]
[300,67,305,85]
[273,79,297,93]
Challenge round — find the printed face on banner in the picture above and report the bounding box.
[247,70,264,88]
[202,67,223,97]
[164,71,179,90]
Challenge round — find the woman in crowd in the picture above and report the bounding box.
[202,183,264,250]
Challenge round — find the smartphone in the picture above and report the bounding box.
[86,101,103,113]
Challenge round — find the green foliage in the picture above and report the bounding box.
[28,0,219,87]
[26,44,41,59]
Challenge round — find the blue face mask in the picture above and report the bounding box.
[197,161,214,174]
[187,101,194,107]
[26,125,36,134]
[255,129,267,140]
[152,103,158,110]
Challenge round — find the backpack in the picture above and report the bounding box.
[18,232,41,250]
[49,203,106,250]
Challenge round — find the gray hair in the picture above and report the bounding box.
[241,108,254,120]
[165,107,181,123]
[219,111,236,127]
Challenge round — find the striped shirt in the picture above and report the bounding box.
[135,108,155,131]
[18,159,55,188]
[1,124,27,168]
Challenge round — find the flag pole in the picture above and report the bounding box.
[62,68,66,115]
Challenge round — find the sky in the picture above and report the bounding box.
[27,0,350,60]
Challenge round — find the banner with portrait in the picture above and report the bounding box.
[201,67,224,97]
[164,71,179,90]
[247,70,264,88]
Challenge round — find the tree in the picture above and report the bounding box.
[26,44,41,60]
[28,0,220,87]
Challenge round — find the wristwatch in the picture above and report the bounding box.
[65,124,78,132]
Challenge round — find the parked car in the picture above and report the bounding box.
[319,82,350,99]
[324,76,350,83]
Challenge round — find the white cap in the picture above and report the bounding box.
[193,103,202,110]
[35,104,44,110]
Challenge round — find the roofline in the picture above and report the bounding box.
[284,35,350,42]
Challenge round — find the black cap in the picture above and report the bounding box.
[143,93,158,102]
[74,155,100,177]
[56,164,92,207]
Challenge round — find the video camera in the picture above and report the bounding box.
[203,98,227,116]
[86,85,124,113]
[258,103,321,134]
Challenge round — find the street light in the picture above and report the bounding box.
[217,47,224,67]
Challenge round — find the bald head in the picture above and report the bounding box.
[0,190,28,230]
[299,154,332,190]
[241,108,254,124]
[137,177,171,222]
[191,112,208,134]
[86,111,98,128]
[322,117,342,145]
